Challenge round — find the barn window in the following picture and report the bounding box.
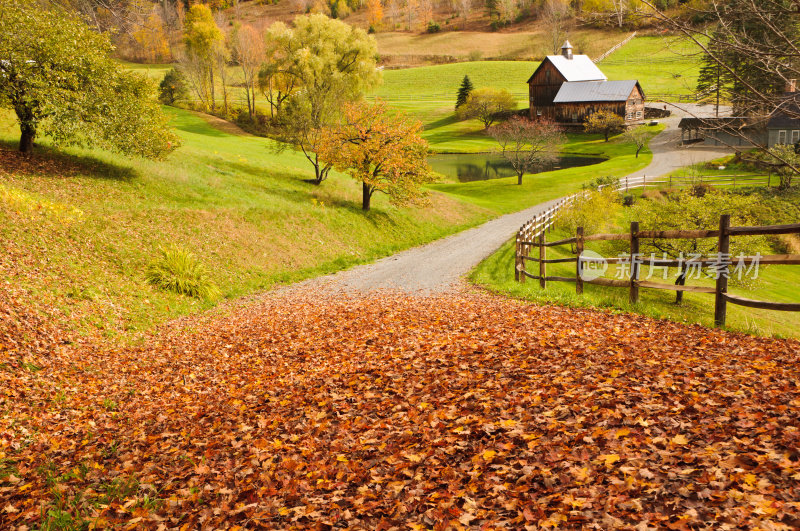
[626,112,633,120]
[636,111,643,119]
[571,113,578,122]
[779,130,787,144]
[545,71,551,82]
[793,130,799,143]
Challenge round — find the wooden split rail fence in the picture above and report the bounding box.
[516,214,800,327]
[614,174,774,192]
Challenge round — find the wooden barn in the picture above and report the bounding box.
[528,41,645,125]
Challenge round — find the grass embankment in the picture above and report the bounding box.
[470,188,800,338]
[599,35,704,97]
[0,107,496,341]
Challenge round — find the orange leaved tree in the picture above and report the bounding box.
[319,101,433,211]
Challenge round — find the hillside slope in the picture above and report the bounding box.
[0,107,491,344]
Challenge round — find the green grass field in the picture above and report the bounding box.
[469,188,800,339]
[599,35,704,97]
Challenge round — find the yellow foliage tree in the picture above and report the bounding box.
[367,0,384,27]
[131,11,171,63]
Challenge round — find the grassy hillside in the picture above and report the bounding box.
[0,107,494,341]
[599,35,704,97]
[374,29,629,63]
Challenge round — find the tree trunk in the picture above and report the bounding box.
[675,264,687,304]
[209,69,216,113]
[604,130,610,142]
[19,122,35,153]
[517,172,523,185]
[635,145,642,158]
[362,182,372,211]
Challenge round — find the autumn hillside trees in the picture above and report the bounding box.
[269,14,381,185]
[0,0,177,157]
[179,4,224,113]
[318,101,433,211]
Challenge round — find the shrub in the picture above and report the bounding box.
[426,21,441,33]
[468,50,483,61]
[145,246,220,300]
[689,182,713,197]
[583,175,618,191]
[558,188,622,236]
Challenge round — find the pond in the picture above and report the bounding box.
[428,152,608,182]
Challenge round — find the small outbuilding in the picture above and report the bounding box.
[528,41,644,125]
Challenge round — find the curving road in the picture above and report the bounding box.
[306,104,735,294]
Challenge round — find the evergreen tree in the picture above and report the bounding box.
[695,0,800,116]
[158,68,190,106]
[455,75,474,110]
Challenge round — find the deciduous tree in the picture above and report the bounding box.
[540,0,571,54]
[232,24,265,120]
[630,191,768,303]
[0,0,177,158]
[318,101,433,211]
[623,125,650,157]
[584,110,625,141]
[367,0,383,27]
[457,88,517,129]
[490,117,565,185]
[180,4,223,112]
[268,15,381,181]
[759,143,800,190]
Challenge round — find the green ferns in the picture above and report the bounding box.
[146,246,220,300]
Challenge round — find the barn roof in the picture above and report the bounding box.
[527,55,607,84]
[553,80,641,103]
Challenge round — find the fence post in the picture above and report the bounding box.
[576,226,584,295]
[539,231,546,289]
[714,214,731,328]
[630,221,640,303]
[642,175,646,191]
[515,233,521,282]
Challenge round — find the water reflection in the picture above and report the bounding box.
[428,152,607,182]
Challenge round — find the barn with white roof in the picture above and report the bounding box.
[528,41,645,125]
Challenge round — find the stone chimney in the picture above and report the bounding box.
[786,79,797,93]
[561,40,573,60]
